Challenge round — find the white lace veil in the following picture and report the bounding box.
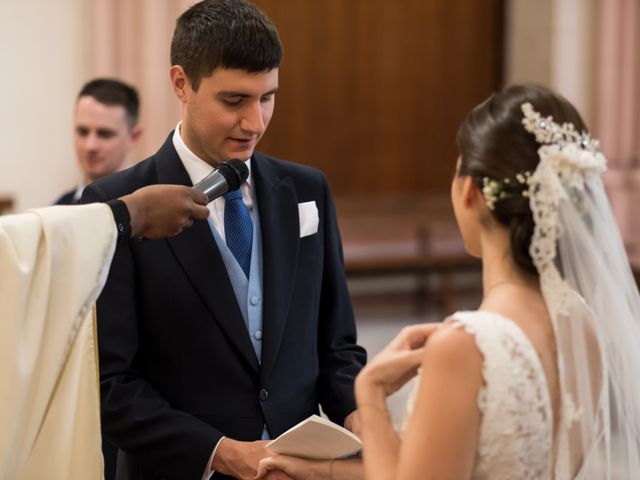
[523,103,640,479]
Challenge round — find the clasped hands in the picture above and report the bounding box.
[253,323,440,480]
[213,411,362,480]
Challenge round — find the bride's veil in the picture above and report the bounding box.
[524,103,640,478]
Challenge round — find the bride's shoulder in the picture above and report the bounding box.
[422,317,484,379]
[422,310,516,374]
[411,319,486,423]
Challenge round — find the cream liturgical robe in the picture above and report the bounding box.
[0,204,117,479]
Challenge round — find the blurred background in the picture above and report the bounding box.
[1,0,638,420]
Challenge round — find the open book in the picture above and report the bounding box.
[267,414,362,460]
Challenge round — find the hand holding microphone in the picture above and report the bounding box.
[193,159,249,203]
[121,160,249,239]
[121,185,210,238]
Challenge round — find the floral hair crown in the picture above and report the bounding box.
[520,102,600,153]
[481,102,603,211]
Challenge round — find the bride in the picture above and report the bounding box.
[257,84,640,479]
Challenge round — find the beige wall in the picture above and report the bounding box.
[505,0,598,128]
[0,0,88,211]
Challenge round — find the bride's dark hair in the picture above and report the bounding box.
[456,84,588,274]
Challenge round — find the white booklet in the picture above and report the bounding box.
[267,414,362,460]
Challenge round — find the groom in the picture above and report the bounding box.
[82,1,366,479]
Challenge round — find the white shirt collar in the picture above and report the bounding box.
[72,183,86,202]
[171,122,252,189]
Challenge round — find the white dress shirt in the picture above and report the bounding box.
[171,123,253,480]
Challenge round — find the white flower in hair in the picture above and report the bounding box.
[481,171,532,211]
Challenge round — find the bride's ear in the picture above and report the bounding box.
[461,177,482,209]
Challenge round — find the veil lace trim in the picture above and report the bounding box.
[521,102,640,478]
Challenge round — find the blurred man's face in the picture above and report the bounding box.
[172,67,278,167]
[74,96,139,182]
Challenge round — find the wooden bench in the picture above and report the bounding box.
[337,196,640,312]
[0,196,13,215]
[336,194,480,314]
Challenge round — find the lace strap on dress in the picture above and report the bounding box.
[448,311,554,479]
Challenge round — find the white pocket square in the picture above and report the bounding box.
[298,201,319,238]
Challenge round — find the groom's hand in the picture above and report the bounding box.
[344,410,362,437]
[212,438,272,480]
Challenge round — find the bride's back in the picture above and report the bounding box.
[480,284,561,444]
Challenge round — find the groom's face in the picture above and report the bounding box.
[172,66,279,167]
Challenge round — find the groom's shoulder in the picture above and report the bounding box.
[253,151,327,188]
[85,155,159,201]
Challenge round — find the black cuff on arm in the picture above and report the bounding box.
[106,199,131,245]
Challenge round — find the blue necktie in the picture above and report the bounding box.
[224,189,253,278]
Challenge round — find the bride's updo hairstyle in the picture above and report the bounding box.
[456,84,588,274]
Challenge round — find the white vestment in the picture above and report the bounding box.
[0,204,116,479]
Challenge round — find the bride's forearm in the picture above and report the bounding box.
[356,380,401,480]
[330,458,365,480]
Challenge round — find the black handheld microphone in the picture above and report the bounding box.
[193,159,249,203]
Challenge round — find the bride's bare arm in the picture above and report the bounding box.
[356,324,484,480]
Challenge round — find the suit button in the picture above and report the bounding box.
[259,388,269,401]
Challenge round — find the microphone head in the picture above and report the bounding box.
[217,159,249,191]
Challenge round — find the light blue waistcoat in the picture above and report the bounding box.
[208,195,264,361]
[207,192,269,439]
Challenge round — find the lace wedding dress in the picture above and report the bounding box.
[403,311,556,480]
[400,100,640,479]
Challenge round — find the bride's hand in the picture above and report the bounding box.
[255,455,328,479]
[355,323,439,399]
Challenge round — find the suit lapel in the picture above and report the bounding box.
[253,154,299,381]
[156,135,260,373]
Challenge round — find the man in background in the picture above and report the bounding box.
[54,76,142,480]
[55,78,142,205]
[82,1,366,479]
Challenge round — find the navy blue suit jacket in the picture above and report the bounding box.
[82,134,366,480]
[54,187,78,205]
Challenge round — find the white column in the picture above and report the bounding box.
[504,0,554,87]
[505,0,640,264]
[550,0,598,128]
[505,0,598,127]
[597,0,640,264]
